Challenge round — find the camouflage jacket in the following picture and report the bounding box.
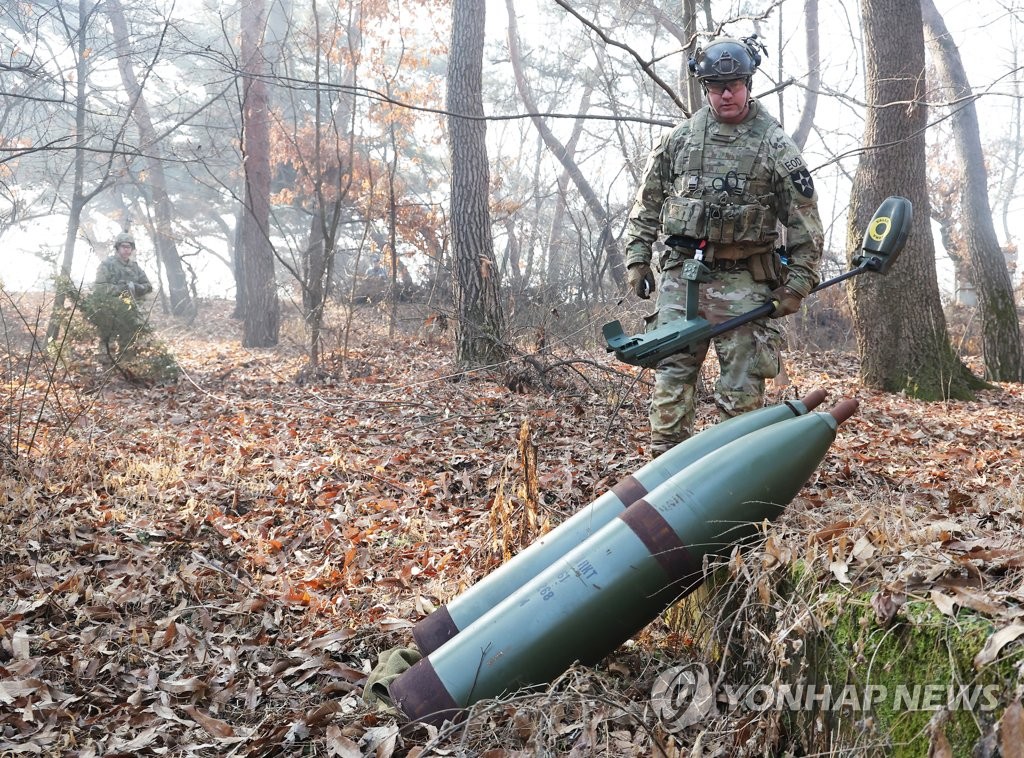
[624,100,824,297]
[94,255,154,298]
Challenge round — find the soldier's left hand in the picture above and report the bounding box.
[769,286,802,318]
[627,263,656,299]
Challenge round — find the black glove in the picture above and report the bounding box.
[627,263,656,299]
[769,286,803,318]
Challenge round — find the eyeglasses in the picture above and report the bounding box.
[704,79,746,95]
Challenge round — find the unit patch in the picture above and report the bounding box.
[790,169,815,198]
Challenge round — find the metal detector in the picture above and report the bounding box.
[603,195,913,368]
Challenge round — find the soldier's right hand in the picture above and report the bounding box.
[769,286,802,318]
[627,263,655,299]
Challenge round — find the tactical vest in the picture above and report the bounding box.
[660,107,779,259]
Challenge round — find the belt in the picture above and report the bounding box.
[708,257,747,271]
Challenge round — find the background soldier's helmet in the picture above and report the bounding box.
[689,36,764,83]
[113,232,136,250]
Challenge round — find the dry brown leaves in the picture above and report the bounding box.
[2,297,1023,756]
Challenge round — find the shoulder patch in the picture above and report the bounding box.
[790,169,815,198]
[782,156,806,173]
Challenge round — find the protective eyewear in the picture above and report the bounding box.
[703,79,746,95]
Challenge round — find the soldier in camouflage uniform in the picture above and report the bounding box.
[94,232,154,299]
[92,232,154,358]
[624,36,824,456]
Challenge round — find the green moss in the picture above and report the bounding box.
[659,562,1020,754]
[794,594,1020,756]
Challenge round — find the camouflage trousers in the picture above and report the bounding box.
[648,265,782,454]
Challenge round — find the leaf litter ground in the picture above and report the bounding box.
[2,297,1023,756]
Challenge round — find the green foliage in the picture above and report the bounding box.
[52,281,180,385]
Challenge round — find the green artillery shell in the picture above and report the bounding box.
[391,399,857,725]
[412,389,827,654]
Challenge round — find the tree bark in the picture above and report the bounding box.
[239,0,279,347]
[849,0,980,400]
[448,0,506,367]
[921,0,1023,381]
[106,0,194,318]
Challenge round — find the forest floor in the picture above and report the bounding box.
[2,292,1023,757]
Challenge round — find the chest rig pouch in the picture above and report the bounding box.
[660,108,778,248]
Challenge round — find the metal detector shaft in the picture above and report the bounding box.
[705,263,871,341]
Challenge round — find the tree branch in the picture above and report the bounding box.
[552,0,688,114]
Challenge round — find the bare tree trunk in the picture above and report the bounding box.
[47,0,107,342]
[239,0,279,347]
[682,0,702,113]
[849,0,980,400]
[500,217,523,291]
[544,88,590,298]
[106,0,194,318]
[791,0,821,150]
[448,0,506,367]
[995,46,1022,248]
[304,209,327,367]
[505,0,625,288]
[386,81,401,339]
[921,0,1023,381]
[231,204,246,319]
[296,0,358,369]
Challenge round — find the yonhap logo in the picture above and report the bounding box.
[650,665,1002,733]
[650,663,716,730]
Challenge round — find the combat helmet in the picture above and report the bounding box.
[113,232,136,250]
[689,35,766,83]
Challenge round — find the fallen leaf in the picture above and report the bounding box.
[809,520,853,544]
[360,725,399,757]
[159,676,207,695]
[415,593,436,615]
[1000,701,1024,758]
[0,679,42,705]
[830,560,851,584]
[974,622,1024,668]
[326,725,362,758]
[951,587,1004,616]
[871,590,906,626]
[908,520,962,544]
[183,704,234,738]
[851,534,876,562]
[12,631,31,660]
[377,617,413,631]
[930,590,958,617]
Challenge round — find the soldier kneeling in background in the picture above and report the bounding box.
[92,232,154,361]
